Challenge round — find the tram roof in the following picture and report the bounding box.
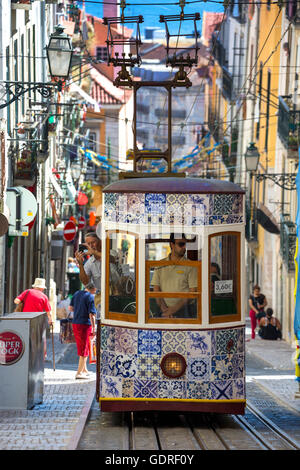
[103,177,245,194]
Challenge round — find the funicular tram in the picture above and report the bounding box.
[96,178,246,414]
[95,3,246,415]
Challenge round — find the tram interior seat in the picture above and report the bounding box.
[109,295,136,314]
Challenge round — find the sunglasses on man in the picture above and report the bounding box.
[175,242,186,247]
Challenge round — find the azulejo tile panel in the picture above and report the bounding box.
[187,356,210,381]
[115,327,138,355]
[138,330,162,355]
[158,380,186,399]
[162,330,187,355]
[100,325,245,402]
[103,192,244,225]
[187,331,211,357]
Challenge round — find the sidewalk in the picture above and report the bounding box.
[0,320,95,450]
[0,319,299,450]
[245,318,300,414]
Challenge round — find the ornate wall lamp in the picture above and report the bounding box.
[245,142,297,191]
[0,25,73,110]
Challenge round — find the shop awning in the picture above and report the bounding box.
[256,203,280,234]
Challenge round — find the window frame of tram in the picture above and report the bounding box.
[105,230,138,323]
[208,231,241,324]
[145,234,202,324]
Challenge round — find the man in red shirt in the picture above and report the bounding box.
[14,278,52,326]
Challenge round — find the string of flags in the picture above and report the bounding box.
[78,131,224,174]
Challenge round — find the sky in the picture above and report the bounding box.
[78,0,224,37]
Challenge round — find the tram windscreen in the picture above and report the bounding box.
[146,233,201,321]
[145,233,201,261]
[107,232,137,315]
[209,233,240,318]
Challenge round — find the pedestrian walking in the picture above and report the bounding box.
[248,284,267,340]
[14,278,53,357]
[68,284,97,379]
[14,277,52,325]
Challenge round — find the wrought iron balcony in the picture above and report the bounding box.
[278,95,300,157]
[12,143,37,186]
[222,66,233,101]
[211,38,227,68]
[280,214,297,273]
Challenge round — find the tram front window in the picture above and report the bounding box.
[209,232,241,321]
[107,232,137,317]
[146,233,201,322]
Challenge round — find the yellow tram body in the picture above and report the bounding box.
[96,177,246,414]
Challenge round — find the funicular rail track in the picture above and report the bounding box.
[78,400,300,450]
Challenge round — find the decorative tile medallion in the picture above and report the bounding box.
[115,327,138,355]
[134,379,158,398]
[161,330,187,355]
[187,356,210,381]
[158,380,186,399]
[187,381,210,399]
[138,330,162,355]
[137,355,162,380]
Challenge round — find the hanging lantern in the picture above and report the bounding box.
[46,25,73,81]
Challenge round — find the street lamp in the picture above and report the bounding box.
[244,142,260,173]
[0,25,73,109]
[46,25,73,84]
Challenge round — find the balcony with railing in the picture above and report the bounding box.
[280,214,297,273]
[278,95,300,158]
[285,0,300,24]
[12,143,37,186]
[211,38,227,68]
[222,67,233,101]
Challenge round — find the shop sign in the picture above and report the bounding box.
[0,331,25,365]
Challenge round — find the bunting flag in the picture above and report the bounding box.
[79,147,117,170]
[294,159,300,382]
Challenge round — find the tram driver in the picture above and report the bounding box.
[150,233,198,318]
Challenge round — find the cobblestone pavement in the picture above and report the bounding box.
[245,318,300,414]
[0,321,95,450]
[0,318,299,450]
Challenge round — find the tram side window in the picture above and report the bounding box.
[107,232,137,316]
[209,233,240,319]
[145,233,201,322]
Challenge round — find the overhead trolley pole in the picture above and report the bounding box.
[103,1,201,178]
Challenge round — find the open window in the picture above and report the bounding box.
[105,231,138,322]
[145,233,202,324]
[209,232,241,323]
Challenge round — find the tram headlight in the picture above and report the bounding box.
[160,353,187,379]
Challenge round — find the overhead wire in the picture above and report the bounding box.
[64,1,293,175]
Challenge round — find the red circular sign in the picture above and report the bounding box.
[0,331,25,365]
[63,220,77,242]
[78,216,86,230]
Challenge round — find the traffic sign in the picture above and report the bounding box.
[63,220,76,242]
[78,216,86,230]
